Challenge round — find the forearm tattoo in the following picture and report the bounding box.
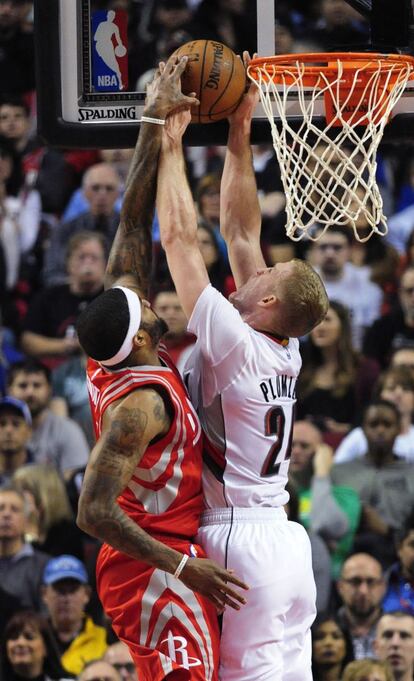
[79,395,174,569]
[105,126,162,292]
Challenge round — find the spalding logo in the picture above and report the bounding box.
[205,41,224,90]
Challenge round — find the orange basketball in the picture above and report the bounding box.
[170,40,246,123]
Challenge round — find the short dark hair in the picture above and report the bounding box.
[7,360,51,388]
[363,398,401,426]
[76,288,130,362]
[0,94,30,117]
[314,224,354,246]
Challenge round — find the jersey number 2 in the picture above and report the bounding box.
[261,406,293,477]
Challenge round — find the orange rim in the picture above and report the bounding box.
[248,52,414,88]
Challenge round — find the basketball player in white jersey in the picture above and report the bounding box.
[156,61,329,680]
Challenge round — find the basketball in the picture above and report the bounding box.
[170,40,246,124]
[115,44,126,58]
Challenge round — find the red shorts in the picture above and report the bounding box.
[96,539,220,681]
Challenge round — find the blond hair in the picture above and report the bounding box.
[12,464,73,533]
[279,259,329,337]
[342,659,394,681]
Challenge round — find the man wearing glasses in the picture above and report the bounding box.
[104,642,137,681]
[337,552,386,659]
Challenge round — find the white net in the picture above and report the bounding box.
[247,55,414,242]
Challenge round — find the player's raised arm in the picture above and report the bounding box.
[156,108,210,319]
[220,54,266,288]
[104,58,199,294]
[77,388,247,610]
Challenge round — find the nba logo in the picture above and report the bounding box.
[91,10,128,92]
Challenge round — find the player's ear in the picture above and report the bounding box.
[133,332,147,349]
[257,294,278,308]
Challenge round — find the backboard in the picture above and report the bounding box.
[34,0,414,148]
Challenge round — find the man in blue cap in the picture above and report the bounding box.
[0,395,33,485]
[42,554,107,676]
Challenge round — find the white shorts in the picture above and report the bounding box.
[197,507,316,681]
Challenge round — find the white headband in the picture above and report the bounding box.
[99,286,141,367]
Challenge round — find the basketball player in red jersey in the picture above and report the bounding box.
[156,57,329,681]
[75,58,248,681]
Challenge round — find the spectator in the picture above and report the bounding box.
[1,610,73,681]
[342,658,394,681]
[7,360,89,478]
[21,232,106,370]
[335,366,414,464]
[0,395,33,484]
[297,300,380,444]
[78,659,121,681]
[12,463,85,559]
[0,96,33,156]
[0,484,50,613]
[336,553,386,659]
[42,555,107,676]
[0,134,41,292]
[0,95,78,218]
[104,642,137,681]
[289,420,361,580]
[383,515,414,616]
[0,1,35,95]
[374,612,414,681]
[43,163,121,286]
[312,614,354,681]
[152,287,195,374]
[310,225,383,350]
[331,400,414,566]
[363,266,414,368]
[61,148,131,223]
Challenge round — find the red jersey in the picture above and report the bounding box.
[86,348,204,540]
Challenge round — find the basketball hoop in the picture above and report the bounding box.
[247,52,414,242]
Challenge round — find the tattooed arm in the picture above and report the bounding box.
[104,58,199,294]
[77,388,248,609]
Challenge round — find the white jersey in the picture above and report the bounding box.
[184,284,302,509]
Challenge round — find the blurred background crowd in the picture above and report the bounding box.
[2,0,414,679]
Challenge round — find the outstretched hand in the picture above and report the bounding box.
[179,556,249,612]
[144,57,199,120]
[228,51,260,127]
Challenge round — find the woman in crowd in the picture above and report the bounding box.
[335,365,414,463]
[1,611,73,681]
[297,301,380,447]
[312,614,354,681]
[12,464,85,559]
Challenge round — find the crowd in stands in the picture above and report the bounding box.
[3,0,414,678]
